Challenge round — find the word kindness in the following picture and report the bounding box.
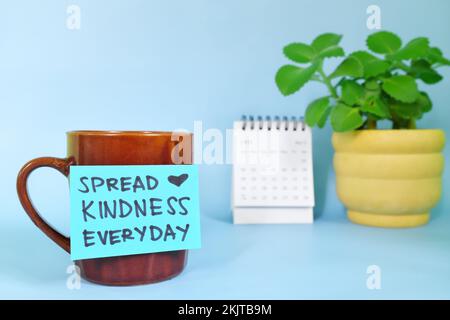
[81,196,190,221]
[69,165,201,260]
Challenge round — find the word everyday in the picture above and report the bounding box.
[83,224,190,247]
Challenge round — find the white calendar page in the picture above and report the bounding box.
[231,117,314,224]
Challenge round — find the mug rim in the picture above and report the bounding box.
[67,130,191,136]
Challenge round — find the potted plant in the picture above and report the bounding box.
[275,31,448,228]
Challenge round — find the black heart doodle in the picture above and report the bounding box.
[168,174,189,187]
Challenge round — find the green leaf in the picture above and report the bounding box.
[390,92,432,120]
[389,37,429,60]
[367,31,402,54]
[283,43,316,63]
[364,60,390,77]
[364,79,380,91]
[330,104,364,132]
[417,92,432,113]
[341,80,364,105]
[330,56,363,79]
[350,51,390,78]
[317,45,345,59]
[305,97,330,127]
[410,59,443,84]
[361,96,390,118]
[309,33,344,60]
[350,51,379,65]
[317,106,332,128]
[382,75,419,103]
[311,33,342,52]
[275,63,319,96]
[390,101,423,120]
[427,47,450,65]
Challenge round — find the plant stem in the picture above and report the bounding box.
[317,65,338,99]
[394,61,411,73]
[366,118,377,129]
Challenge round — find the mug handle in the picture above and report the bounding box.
[17,157,75,253]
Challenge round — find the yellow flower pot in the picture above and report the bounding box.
[332,129,445,228]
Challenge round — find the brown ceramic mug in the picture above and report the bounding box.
[17,130,192,286]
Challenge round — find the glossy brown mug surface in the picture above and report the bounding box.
[17,130,192,286]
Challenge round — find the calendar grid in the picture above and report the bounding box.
[232,116,315,224]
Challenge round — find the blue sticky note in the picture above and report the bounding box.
[69,165,201,260]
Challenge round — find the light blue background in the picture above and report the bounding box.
[69,165,201,260]
[0,0,449,299]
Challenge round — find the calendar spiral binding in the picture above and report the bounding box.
[240,115,306,131]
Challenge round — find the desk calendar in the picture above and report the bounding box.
[232,116,314,224]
